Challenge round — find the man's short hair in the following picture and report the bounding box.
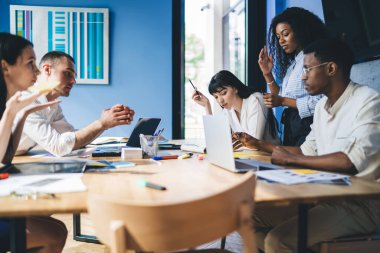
[39,51,75,68]
[304,38,355,78]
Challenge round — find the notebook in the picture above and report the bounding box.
[92,118,161,157]
[203,115,283,173]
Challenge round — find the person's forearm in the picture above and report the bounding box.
[263,73,280,94]
[11,113,29,154]
[0,110,16,162]
[285,152,356,174]
[256,140,277,153]
[205,102,212,115]
[281,97,297,109]
[73,120,105,150]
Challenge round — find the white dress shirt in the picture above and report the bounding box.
[17,95,76,157]
[301,82,380,181]
[214,93,280,144]
[281,51,323,118]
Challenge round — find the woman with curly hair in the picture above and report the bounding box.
[258,7,329,146]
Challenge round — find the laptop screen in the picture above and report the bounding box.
[126,118,161,147]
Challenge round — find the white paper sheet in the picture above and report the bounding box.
[0,174,87,196]
[256,169,350,185]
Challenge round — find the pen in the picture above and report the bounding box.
[152,155,179,160]
[144,181,167,191]
[178,153,193,160]
[189,80,200,95]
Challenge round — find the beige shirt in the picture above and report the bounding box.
[301,82,380,181]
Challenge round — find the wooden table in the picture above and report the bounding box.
[2,153,380,253]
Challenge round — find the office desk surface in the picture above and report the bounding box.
[1,155,379,218]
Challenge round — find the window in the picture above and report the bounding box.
[184,0,245,139]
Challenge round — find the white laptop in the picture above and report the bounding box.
[203,115,283,173]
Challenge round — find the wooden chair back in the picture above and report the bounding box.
[88,172,257,253]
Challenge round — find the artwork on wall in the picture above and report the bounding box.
[10,5,109,85]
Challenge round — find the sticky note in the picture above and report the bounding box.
[30,80,60,94]
[291,169,318,175]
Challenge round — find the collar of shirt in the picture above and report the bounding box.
[324,81,355,116]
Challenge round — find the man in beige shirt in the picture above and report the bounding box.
[234,39,380,253]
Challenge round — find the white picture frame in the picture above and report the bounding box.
[10,5,109,85]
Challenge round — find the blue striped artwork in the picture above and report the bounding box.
[10,5,109,84]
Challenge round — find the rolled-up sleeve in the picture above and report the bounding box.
[340,97,380,176]
[23,106,76,157]
[296,94,324,119]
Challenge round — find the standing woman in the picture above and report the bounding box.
[193,70,279,144]
[0,32,66,253]
[259,7,329,146]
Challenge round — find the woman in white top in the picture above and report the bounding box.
[192,70,279,144]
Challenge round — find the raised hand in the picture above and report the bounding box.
[191,90,210,108]
[258,46,274,75]
[5,91,40,116]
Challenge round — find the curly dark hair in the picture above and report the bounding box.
[268,7,329,81]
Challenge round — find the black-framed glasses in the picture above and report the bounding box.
[302,62,329,75]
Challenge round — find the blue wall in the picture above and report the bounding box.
[1,0,173,138]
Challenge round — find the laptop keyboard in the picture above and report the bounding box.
[235,160,259,171]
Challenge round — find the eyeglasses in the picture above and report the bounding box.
[302,62,329,75]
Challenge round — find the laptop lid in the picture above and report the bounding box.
[126,118,161,147]
[203,115,238,172]
[203,115,283,172]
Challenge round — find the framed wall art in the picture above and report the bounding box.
[10,5,109,84]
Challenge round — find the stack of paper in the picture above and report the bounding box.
[180,142,206,153]
[0,174,87,197]
[256,169,350,185]
[90,136,128,145]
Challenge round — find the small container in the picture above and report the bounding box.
[139,134,160,157]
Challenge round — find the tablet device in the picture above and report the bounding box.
[126,118,161,147]
[1,161,87,174]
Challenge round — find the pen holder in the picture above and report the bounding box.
[139,134,160,158]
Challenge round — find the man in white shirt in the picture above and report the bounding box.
[17,51,134,156]
[234,39,380,253]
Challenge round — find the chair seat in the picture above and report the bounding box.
[319,232,380,253]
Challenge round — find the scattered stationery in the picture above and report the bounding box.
[139,180,167,191]
[180,142,206,153]
[121,147,142,159]
[159,143,181,150]
[0,173,87,197]
[90,136,129,145]
[29,80,60,95]
[256,169,350,185]
[178,153,193,160]
[152,155,178,160]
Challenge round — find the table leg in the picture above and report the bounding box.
[10,217,26,253]
[73,214,101,244]
[297,204,311,253]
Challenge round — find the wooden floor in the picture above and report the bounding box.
[54,214,244,253]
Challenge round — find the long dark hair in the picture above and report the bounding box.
[0,33,33,119]
[268,7,329,81]
[208,70,279,139]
